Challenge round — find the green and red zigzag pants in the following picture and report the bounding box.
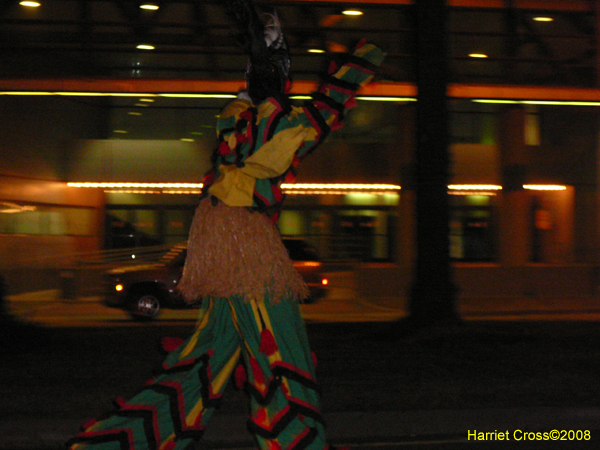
[67,296,329,450]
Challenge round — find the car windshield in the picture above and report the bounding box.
[283,239,320,261]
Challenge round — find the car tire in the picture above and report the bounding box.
[128,291,161,320]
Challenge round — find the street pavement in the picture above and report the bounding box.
[3,276,600,449]
[7,275,600,327]
[3,407,600,449]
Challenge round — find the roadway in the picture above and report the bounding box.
[5,286,408,328]
[7,285,600,328]
[4,287,600,449]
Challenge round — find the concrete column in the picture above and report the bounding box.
[396,103,416,267]
[574,186,600,263]
[498,105,530,266]
[596,1,600,88]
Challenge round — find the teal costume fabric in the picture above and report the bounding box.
[67,297,324,450]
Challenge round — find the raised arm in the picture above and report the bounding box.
[266,41,386,160]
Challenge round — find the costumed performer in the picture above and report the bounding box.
[66,1,385,449]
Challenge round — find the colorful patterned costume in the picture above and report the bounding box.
[67,41,384,450]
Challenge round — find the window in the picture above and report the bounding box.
[0,202,94,236]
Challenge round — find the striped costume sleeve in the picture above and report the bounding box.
[205,42,384,216]
[274,41,385,160]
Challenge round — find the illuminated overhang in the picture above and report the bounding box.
[5,80,600,106]
[68,182,402,195]
[523,184,567,191]
[447,184,568,195]
[281,183,401,195]
[448,184,503,196]
[451,85,600,106]
[68,182,204,195]
[68,182,567,195]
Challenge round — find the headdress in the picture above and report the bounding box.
[224,0,291,105]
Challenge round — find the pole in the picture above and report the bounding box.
[408,0,459,326]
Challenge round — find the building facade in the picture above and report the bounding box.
[2,0,600,299]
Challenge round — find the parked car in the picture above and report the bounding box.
[104,239,328,319]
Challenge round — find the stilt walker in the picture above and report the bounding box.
[66,1,384,449]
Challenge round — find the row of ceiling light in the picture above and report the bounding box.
[19,1,160,9]
[468,15,554,59]
[134,7,363,53]
[89,2,364,15]
[18,1,363,54]
[19,1,556,60]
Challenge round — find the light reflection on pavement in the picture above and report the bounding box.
[8,287,600,328]
[6,289,407,327]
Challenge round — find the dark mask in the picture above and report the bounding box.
[245,13,291,104]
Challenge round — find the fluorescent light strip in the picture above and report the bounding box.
[448,184,502,191]
[290,96,416,102]
[357,96,416,102]
[448,184,501,196]
[68,183,203,189]
[75,182,402,196]
[0,91,411,102]
[449,191,498,196]
[159,93,237,99]
[523,184,566,191]
[281,183,400,191]
[0,91,159,97]
[68,182,567,193]
[0,91,53,96]
[68,182,400,191]
[449,184,567,191]
[473,99,600,106]
[4,91,600,107]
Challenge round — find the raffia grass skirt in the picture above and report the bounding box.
[178,196,309,304]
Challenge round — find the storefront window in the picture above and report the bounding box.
[0,202,94,236]
[164,209,194,246]
[450,100,498,145]
[279,206,396,262]
[449,195,495,261]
